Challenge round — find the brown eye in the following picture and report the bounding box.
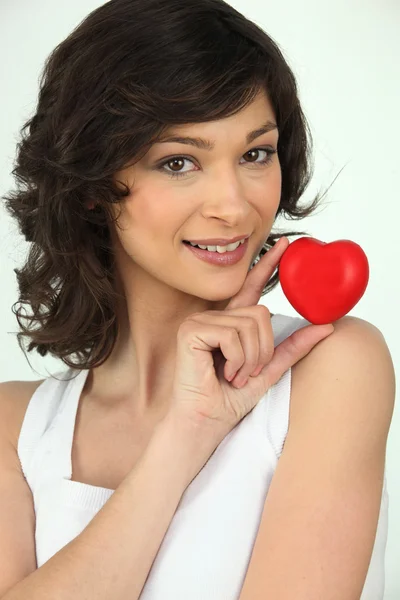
[167,158,186,172]
[157,147,277,179]
[244,149,260,162]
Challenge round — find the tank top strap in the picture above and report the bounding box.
[265,314,310,463]
[17,367,89,489]
[50,368,90,480]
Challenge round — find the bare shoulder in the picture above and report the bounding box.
[0,379,46,451]
[289,315,395,432]
[0,380,44,590]
[238,323,395,597]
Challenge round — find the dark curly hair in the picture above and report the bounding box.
[3,0,340,374]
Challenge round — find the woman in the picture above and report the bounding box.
[0,0,395,598]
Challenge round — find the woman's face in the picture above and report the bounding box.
[109,89,282,305]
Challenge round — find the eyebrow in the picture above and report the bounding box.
[155,120,278,151]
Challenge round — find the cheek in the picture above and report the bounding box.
[271,161,282,188]
[143,202,185,241]
[270,165,282,209]
[254,168,281,215]
[118,191,186,248]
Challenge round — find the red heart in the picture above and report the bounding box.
[278,237,370,325]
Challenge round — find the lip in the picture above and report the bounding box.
[183,237,249,266]
[184,234,250,246]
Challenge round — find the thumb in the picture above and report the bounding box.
[262,323,335,388]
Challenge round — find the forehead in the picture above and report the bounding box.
[157,89,277,145]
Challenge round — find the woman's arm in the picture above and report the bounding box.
[239,317,395,600]
[2,412,220,600]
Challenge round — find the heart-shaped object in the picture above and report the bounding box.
[278,237,369,324]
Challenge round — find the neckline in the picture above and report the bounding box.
[62,368,116,493]
[62,312,281,494]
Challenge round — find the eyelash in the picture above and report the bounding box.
[156,147,277,179]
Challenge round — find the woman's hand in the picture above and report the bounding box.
[169,237,335,441]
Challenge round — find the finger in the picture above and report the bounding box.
[226,306,274,384]
[190,311,261,385]
[226,237,290,310]
[227,318,259,387]
[261,323,335,389]
[181,320,247,383]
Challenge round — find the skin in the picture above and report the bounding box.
[84,88,282,420]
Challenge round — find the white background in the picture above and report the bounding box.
[0,0,399,596]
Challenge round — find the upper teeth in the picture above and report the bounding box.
[189,238,246,253]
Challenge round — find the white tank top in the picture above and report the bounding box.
[17,313,389,599]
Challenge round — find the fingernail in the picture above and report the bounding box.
[251,365,262,377]
[227,370,237,382]
[273,238,284,251]
[234,375,248,388]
